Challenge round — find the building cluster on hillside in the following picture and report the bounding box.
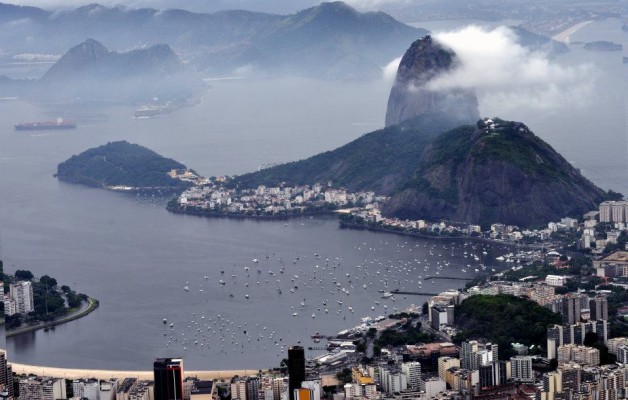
[3,281,34,316]
[346,200,628,253]
[577,202,628,253]
[346,208,598,246]
[175,179,385,217]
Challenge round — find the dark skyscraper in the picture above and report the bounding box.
[288,346,305,400]
[561,294,581,325]
[154,358,184,400]
[590,296,608,321]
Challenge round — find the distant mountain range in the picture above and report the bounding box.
[1,39,203,103]
[0,2,569,80]
[0,1,427,79]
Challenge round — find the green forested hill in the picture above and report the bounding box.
[453,294,562,359]
[56,141,190,190]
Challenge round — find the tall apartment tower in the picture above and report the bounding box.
[9,281,34,315]
[154,358,184,400]
[288,346,305,400]
[461,340,479,370]
[561,294,581,325]
[0,351,13,399]
[401,362,422,390]
[511,356,534,383]
[246,376,260,400]
[590,297,609,321]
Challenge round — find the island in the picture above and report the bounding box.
[583,41,623,51]
[56,141,200,193]
[3,263,99,337]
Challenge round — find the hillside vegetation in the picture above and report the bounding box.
[453,294,562,359]
[56,141,191,190]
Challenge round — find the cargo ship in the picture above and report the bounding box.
[15,118,76,131]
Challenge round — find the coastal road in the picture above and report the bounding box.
[6,297,99,338]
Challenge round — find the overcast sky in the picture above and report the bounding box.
[3,0,415,13]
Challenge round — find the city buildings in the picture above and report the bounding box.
[154,358,184,400]
[4,281,34,316]
[510,356,534,383]
[288,346,305,400]
[599,201,628,223]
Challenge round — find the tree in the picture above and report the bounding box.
[14,270,34,280]
[373,345,382,357]
[336,368,352,384]
[355,341,366,353]
[39,275,57,288]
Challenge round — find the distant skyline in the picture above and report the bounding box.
[2,0,416,13]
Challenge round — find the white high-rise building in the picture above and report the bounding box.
[301,381,321,400]
[73,379,99,400]
[511,356,534,383]
[3,297,17,317]
[232,379,248,400]
[9,281,34,315]
[99,379,118,400]
[379,368,407,394]
[401,362,422,390]
[19,377,66,400]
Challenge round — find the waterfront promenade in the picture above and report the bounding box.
[6,297,99,338]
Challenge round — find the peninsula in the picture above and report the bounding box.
[3,265,99,337]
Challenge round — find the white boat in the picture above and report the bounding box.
[292,313,298,317]
[382,292,393,299]
[184,286,190,291]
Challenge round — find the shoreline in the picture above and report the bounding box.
[339,221,544,250]
[6,297,99,338]
[8,361,267,381]
[552,20,594,43]
[166,205,337,220]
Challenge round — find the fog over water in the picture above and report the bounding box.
[0,19,625,370]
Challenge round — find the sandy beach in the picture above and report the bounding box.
[552,20,594,43]
[10,362,267,381]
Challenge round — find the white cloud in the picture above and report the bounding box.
[381,56,401,85]
[428,25,597,113]
[342,0,413,11]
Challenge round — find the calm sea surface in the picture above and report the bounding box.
[0,19,625,370]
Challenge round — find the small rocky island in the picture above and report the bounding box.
[583,40,623,51]
[56,141,199,192]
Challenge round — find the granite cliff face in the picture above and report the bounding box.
[382,119,606,227]
[385,35,480,127]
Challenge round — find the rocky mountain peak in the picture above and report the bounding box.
[384,35,480,127]
[42,39,109,81]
